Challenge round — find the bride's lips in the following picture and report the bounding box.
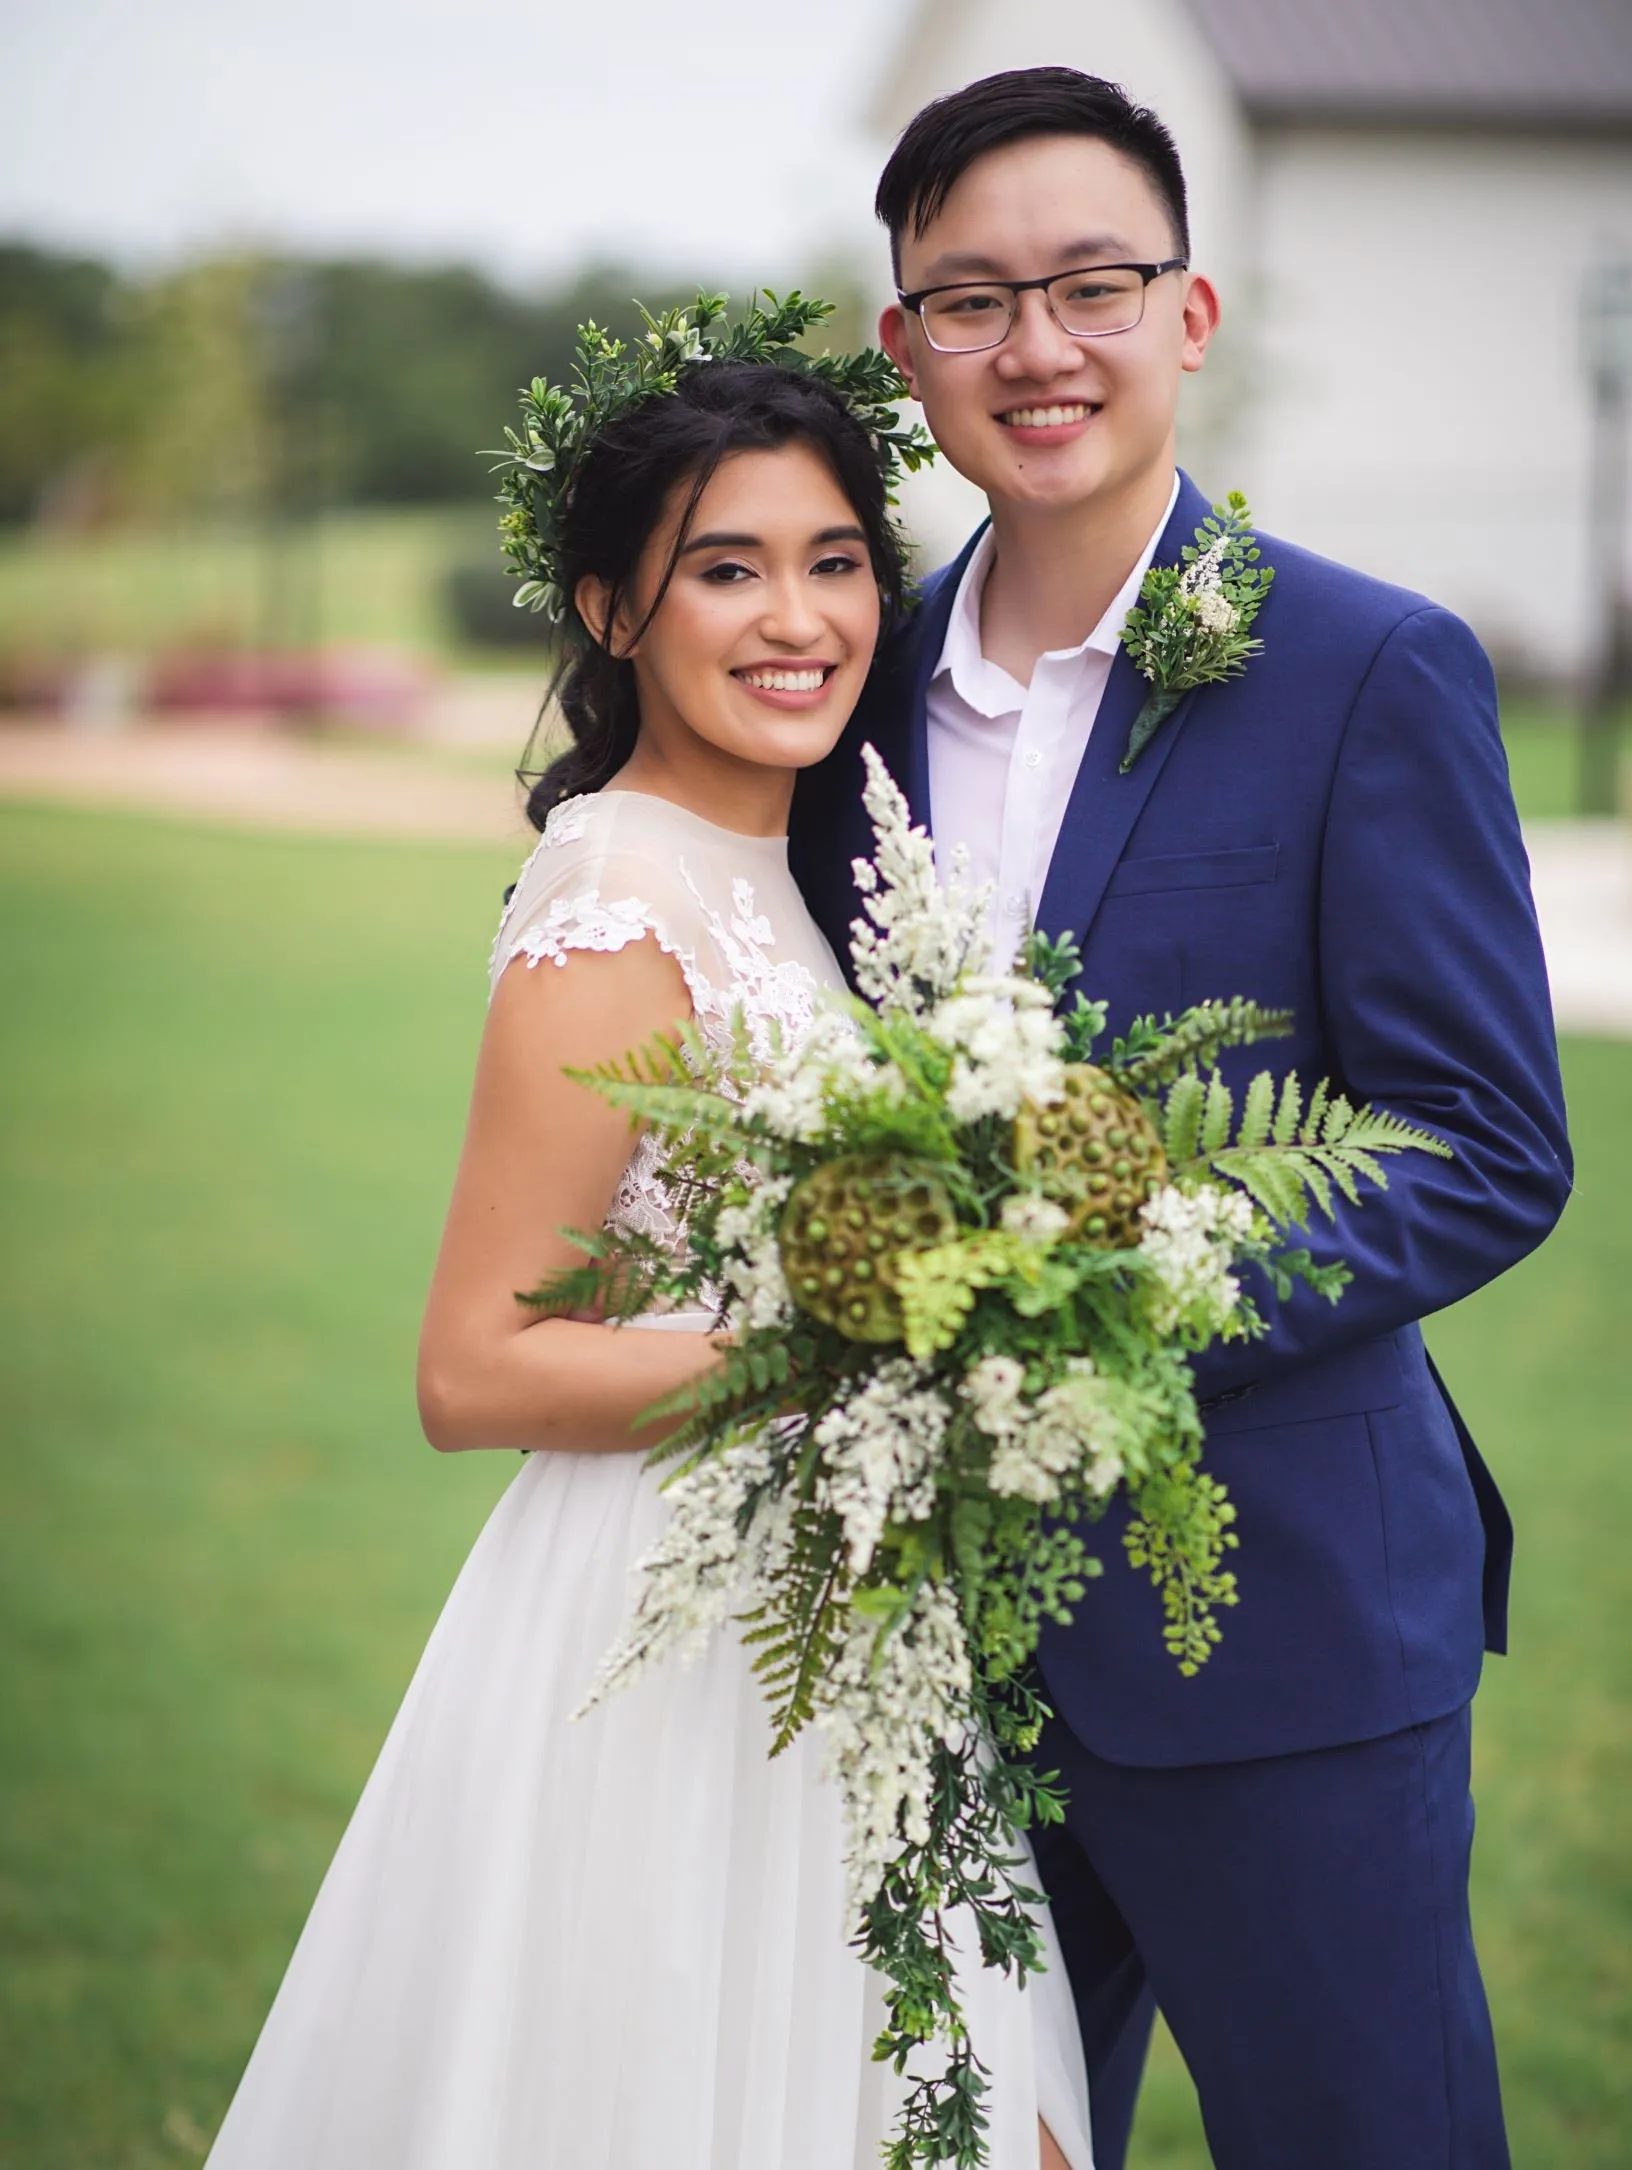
[731,661,839,711]
[996,400,1100,446]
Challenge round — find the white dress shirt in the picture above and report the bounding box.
[927,474,1179,966]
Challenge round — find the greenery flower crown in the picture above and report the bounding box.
[492,289,936,634]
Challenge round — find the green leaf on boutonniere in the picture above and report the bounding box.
[1119,491,1275,773]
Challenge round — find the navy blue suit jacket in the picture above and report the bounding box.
[790,471,1572,1768]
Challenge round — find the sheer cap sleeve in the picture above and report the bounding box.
[488,790,839,1060]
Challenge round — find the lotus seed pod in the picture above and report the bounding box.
[779,1152,957,1341]
[1012,1065,1167,1247]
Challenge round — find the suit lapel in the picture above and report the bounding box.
[1036,473,1211,950]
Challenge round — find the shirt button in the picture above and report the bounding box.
[1004,892,1026,915]
[1023,748,1043,770]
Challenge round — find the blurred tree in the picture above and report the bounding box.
[0,249,866,532]
[122,255,269,520]
[0,245,132,524]
[308,259,703,506]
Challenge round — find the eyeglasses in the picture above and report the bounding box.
[897,260,1188,355]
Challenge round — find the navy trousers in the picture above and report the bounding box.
[1030,1704,1508,2169]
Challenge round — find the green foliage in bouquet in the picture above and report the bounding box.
[490,289,935,629]
[523,749,1448,2168]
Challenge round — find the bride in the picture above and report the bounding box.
[203,318,1093,2170]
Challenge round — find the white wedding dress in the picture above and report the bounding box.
[204,789,1094,2170]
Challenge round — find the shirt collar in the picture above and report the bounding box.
[933,471,1181,713]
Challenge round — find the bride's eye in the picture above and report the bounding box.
[700,560,755,584]
[812,553,864,578]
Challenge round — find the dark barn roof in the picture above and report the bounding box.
[1189,0,1632,128]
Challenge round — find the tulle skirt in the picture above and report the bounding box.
[205,1326,1094,2170]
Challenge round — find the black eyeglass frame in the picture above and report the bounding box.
[897,259,1190,352]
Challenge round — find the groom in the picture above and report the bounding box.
[791,66,1571,2170]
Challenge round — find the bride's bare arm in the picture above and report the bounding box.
[417,937,723,1454]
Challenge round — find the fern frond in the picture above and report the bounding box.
[1199,1073,1234,1154]
[1319,1094,1355,1145]
[1211,1148,1307,1225]
[1181,1076,1452,1229]
[1316,1104,1453,1160]
[1161,1072,1205,1163]
[740,1501,847,1751]
[1113,997,1293,1092]
[568,1068,745,1141]
[1271,1073,1303,1145]
[1239,1070,1275,1149]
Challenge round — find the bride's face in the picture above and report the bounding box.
[603,440,881,774]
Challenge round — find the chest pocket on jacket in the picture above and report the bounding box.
[1104,844,1279,899]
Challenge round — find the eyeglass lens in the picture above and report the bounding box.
[919,267,1150,352]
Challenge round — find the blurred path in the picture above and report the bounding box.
[0,718,529,848]
[1525,822,1632,1038]
[1,724,1628,1036]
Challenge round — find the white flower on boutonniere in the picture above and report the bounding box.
[1118,492,1275,772]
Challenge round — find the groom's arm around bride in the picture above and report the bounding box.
[792,66,1571,2170]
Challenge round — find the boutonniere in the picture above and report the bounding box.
[1119,491,1275,772]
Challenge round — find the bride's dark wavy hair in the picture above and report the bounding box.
[522,360,909,830]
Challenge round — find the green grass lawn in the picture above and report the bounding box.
[0,802,1627,2167]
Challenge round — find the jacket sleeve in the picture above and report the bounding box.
[1191,604,1572,1400]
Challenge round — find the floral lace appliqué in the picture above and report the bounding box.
[497,858,820,1278]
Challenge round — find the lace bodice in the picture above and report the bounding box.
[490,789,841,1273]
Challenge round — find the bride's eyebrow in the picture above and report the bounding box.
[680,524,868,555]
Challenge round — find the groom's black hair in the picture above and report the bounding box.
[876,67,1190,280]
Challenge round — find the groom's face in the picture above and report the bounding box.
[880,134,1217,519]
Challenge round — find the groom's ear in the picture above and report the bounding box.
[878,304,918,399]
[1180,274,1222,376]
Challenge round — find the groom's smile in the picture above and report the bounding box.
[996,399,1101,445]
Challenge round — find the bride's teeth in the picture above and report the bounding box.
[740,668,826,692]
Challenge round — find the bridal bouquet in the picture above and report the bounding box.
[529,750,1447,2169]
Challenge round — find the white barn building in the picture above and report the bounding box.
[870,0,1632,683]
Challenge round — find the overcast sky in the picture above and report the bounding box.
[0,0,915,287]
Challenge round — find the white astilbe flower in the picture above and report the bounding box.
[963,1353,1028,1441]
[968,1354,1126,1503]
[813,1360,948,1576]
[574,1436,777,1714]
[816,1577,973,1917]
[741,1002,895,1142]
[1179,534,1241,640]
[741,1062,827,1143]
[999,1193,1072,1246]
[1192,589,1239,636]
[715,1173,794,1331]
[1180,532,1231,598]
[928,975,1066,1123]
[1138,1183,1258,1337]
[849,745,989,1015]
